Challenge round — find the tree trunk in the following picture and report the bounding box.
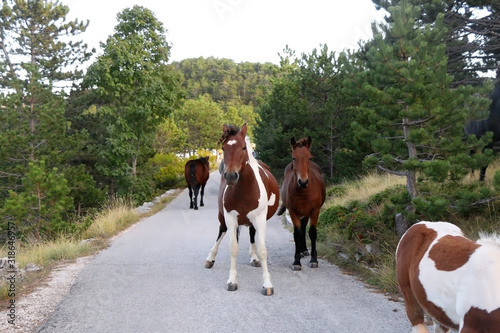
[402,117,418,199]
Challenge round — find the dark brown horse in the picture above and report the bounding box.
[278,136,326,271]
[205,124,280,296]
[184,156,210,210]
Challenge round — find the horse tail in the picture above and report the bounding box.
[189,163,198,187]
[277,204,286,216]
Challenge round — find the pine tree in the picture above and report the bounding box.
[352,0,491,199]
[0,0,94,239]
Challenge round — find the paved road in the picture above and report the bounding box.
[37,171,411,333]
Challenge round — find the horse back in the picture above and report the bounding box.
[184,158,210,186]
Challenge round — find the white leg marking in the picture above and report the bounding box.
[411,324,429,333]
[226,212,239,287]
[249,242,259,263]
[206,231,226,263]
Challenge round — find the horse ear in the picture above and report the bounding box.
[222,124,229,132]
[307,136,312,148]
[241,123,248,136]
[290,137,296,147]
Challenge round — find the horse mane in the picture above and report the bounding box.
[477,231,500,248]
[294,137,310,148]
[217,124,240,145]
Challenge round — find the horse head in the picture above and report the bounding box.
[219,123,248,186]
[291,136,312,189]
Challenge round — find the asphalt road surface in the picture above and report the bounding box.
[37,171,412,333]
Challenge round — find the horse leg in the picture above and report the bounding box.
[188,185,194,209]
[226,218,239,291]
[308,212,319,268]
[300,216,309,257]
[397,253,428,332]
[205,220,227,268]
[253,218,273,296]
[193,184,201,210]
[248,225,261,267]
[480,165,487,181]
[290,212,304,271]
[199,183,206,207]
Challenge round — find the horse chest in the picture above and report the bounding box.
[222,168,271,225]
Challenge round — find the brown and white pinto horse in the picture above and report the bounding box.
[396,221,500,333]
[278,136,326,271]
[205,124,280,296]
[184,156,210,210]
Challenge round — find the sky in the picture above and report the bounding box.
[60,0,387,65]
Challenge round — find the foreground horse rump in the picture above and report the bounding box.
[396,221,500,332]
[184,157,210,210]
[205,124,280,296]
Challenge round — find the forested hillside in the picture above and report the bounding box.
[1,0,500,245]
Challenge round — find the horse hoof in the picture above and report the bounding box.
[190,206,193,209]
[262,287,274,296]
[250,260,261,267]
[309,262,318,268]
[194,207,199,210]
[291,264,302,271]
[200,203,204,207]
[205,260,215,269]
[227,283,238,291]
[302,250,310,257]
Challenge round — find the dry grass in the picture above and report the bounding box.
[324,172,406,209]
[83,198,139,239]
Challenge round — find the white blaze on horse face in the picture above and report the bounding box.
[227,139,237,146]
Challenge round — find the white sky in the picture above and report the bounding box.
[61,0,387,64]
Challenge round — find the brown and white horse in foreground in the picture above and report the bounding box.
[396,221,500,332]
[205,124,280,295]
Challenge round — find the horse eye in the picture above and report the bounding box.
[243,146,247,150]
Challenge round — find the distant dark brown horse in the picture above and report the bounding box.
[205,124,280,296]
[278,136,326,271]
[184,156,210,210]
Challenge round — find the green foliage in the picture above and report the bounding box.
[350,0,491,198]
[172,57,278,106]
[148,153,185,189]
[256,45,362,179]
[3,161,74,241]
[83,5,183,196]
[173,95,224,153]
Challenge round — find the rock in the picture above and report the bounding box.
[25,263,41,272]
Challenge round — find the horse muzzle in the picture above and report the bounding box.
[297,178,309,188]
[224,171,239,185]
